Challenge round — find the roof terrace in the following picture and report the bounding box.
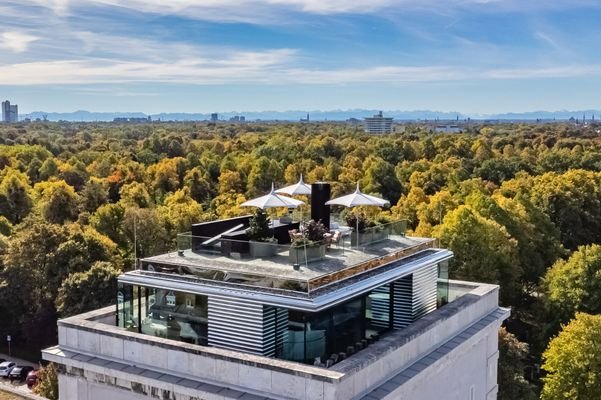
[137,219,442,298]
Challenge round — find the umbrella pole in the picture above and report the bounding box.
[356,214,359,249]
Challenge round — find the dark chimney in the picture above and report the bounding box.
[311,182,331,230]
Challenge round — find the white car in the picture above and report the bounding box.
[0,361,15,378]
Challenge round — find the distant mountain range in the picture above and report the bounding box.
[21,109,601,122]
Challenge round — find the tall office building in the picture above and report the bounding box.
[210,113,218,122]
[365,111,393,134]
[1,100,18,123]
[44,182,508,400]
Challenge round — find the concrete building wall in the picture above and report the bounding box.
[44,281,507,400]
[381,318,499,400]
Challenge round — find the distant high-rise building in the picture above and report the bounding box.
[113,116,151,123]
[210,113,218,122]
[1,100,18,123]
[364,111,393,134]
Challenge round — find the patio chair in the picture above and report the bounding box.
[324,230,342,249]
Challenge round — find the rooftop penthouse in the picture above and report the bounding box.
[43,181,509,400]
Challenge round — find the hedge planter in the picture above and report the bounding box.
[249,240,278,258]
[351,230,388,246]
[289,243,326,264]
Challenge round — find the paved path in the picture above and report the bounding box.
[0,354,38,368]
[0,353,42,399]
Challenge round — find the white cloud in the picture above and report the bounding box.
[1,0,599,88]
[483,66,601,79]
[1,51,599,86]
[0,48,298,85]
[0,31,38,53]
[18,0,599,23]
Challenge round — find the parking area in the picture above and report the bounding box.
[0,354,40,399]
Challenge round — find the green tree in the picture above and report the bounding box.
[0,169,32,224]
[0,216,11,236]
[0,220,119,346]
[390,186,428,230]
[524,170,601,249]
[246,156,282,196]
[541,313,601,400]
[34,180,80,224]
[90,203,126,246]
[433,205,521,304]
[33,363,58,400]
[184,167,212,203]
[123,208,170,259]
[544,244,601,323]
[218,170,245,194]
[80,177,108,213]
[119,182,152,208]
[247,208,271,241]
[363,157,402,204]
[56,261,121,317]
[39,158,59,180]
[498,328,537,400]
[159,188,207,237]
[147,157,187,197]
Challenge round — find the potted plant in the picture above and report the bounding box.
[289,219,327,263]
[345,212,368,246]
[247,209,277,258]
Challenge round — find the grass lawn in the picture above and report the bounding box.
[0,390,27,400]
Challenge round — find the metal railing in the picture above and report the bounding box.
[307,238,438,293]
[139,219,433,295]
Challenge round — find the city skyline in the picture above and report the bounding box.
[1,1,601,113]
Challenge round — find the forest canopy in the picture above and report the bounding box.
[1,120,601,396]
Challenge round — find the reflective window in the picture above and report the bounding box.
[117,283,139,332]
[437,260,449,306]
[142,288,208,345]
[365,283,391,337]
[118,285,208,346]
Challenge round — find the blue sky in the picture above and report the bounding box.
[1,0,601,114]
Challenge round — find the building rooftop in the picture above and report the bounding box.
[122,210,454,312]
[130,218,451,306]
[43,280,509,400]
[142,233,433,284]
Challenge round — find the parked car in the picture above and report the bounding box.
[9,366,34,383]
[26,369,39,389]
[0,361,15,378]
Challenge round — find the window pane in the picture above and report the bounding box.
[141,288,208,345]
[366,284,391,337]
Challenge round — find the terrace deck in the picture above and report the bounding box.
[142,236,435,286]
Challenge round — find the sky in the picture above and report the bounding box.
[1,0,601,114]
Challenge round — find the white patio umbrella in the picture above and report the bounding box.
[275,174,312,196]
[242,183,305,209]
[325,183,390,248]
[241,183,305,229]
[275,175,311,221]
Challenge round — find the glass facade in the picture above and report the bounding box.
[117,284,208,345]
[281,286,392,365]
[117,260,447,365]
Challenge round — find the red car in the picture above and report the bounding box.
[26,369,39,389]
